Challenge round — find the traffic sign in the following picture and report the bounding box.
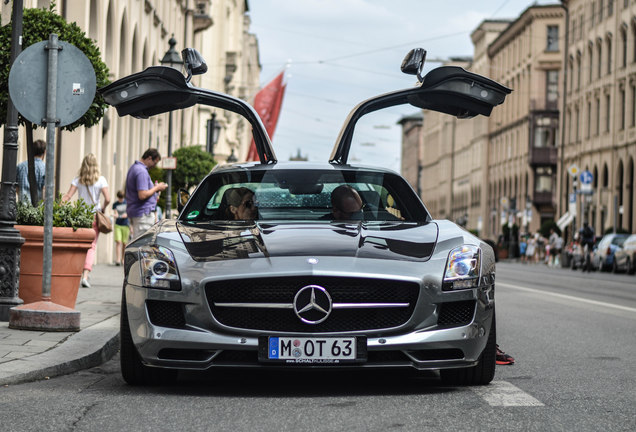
[579,170,593,184]
[568,164,580,178]
[9,40,96,127]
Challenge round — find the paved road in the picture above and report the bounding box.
[1,262,634,431]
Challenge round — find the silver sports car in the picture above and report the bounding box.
[101,48,510,386]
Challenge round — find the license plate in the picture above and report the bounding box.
[266,336,356,363]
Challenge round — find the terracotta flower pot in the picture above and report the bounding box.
[16,225,95,309]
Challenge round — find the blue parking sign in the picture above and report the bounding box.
[580,170,593,184]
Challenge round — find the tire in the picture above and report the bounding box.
[612,259,619,274]
[120,290,178,385]
[440,313,496,386]
[628,258,635,275]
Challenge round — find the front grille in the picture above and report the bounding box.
[437,300,476,327]
[206,276,419,332]
[146,300,186,329]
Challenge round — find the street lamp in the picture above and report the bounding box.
[206,112,221,155]
[160,36,183,219]
[227,148,238,163]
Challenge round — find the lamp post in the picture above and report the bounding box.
[160,36,183,219]
[0,0,24,321]
[206,112,221,155]
[227,148,238,163]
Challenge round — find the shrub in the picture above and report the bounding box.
[16,195,94,229]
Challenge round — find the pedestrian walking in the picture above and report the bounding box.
[62,153,110,288]
[112,190,130,266]
[125,148,167,240]
[15,139,46,204]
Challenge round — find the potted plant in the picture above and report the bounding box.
[15,196,95,309]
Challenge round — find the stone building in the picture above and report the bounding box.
[405,4,566,241]
[488,5,565,237]
[562,0,636,235]
[1,0,261,264]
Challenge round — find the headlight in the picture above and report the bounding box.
[139,246,181,290]
[443,245,480,291]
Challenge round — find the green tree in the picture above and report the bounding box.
[172,145,216,191]
[0,4,110,132]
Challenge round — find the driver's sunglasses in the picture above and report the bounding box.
[242,200,256,209]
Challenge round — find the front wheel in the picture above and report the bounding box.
[120,290,178,386]
[440,314,496,386]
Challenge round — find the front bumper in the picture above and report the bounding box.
[124,279,494,371]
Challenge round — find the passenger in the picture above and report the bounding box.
[220,187,258,220]
[327,184,363,220]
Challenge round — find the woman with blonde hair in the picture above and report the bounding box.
[62,153,110,288]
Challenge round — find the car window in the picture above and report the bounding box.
[612,236,627,246]
[179,169,429,223]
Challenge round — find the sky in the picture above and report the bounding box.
[247,0,558,172]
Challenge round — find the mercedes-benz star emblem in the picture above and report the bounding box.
[293,285,332,324]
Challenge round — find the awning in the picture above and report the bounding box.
[556,212,574,232]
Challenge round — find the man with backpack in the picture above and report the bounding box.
[579,222,595,271]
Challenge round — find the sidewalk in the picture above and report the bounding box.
[0,263,122,386]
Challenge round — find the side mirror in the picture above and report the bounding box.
[400,48,426,82]
[181,48,208,83]
[177,188,191,213]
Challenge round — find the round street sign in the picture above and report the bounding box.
[579,170,593,184]
[8,40,97,127]
[568,164,580,178]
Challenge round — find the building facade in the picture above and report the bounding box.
[488,5,565,238]
[406,5,566,241]
[1,0,261,264]
[562,0,636,235]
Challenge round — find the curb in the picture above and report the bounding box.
[0,315,120,386]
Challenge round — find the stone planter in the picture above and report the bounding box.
[16,225,95,309]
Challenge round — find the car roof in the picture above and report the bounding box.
[210,160,401,176]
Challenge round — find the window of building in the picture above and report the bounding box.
[607,37,612,75]
[587,101,592,138]
[546,70,559,106]
[547,26,559,51]
[600,0,604,21]
[576,55,582,89]
[589,44,594,83]
[535,167,553,192]
[591,2,596,27]
[575,106,581,141]
[632,83,636,127]
[608,0,613,16]
[622,28,628,68]
[633,24,636,63]
[597,42,603,78]
[620,87,626,130]
[596,97,601,135]
[606,93,611,132]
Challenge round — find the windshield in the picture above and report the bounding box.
[179,168,429,223]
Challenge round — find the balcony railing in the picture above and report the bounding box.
[528,146,558,166]
[533,191,554,206]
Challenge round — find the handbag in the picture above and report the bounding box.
[85,184,112,234]
[95,210,113,234]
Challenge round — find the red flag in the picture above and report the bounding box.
[246,71,287,162]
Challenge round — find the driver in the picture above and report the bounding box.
[220,187,258,220]
[327,185,363,220]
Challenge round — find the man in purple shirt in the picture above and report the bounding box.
[126,148,168,239]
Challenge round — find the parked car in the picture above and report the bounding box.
[613,233,636,274]
[100,48,510,386]
[591,233,629,272]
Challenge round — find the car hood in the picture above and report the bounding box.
[176,221,438,262]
